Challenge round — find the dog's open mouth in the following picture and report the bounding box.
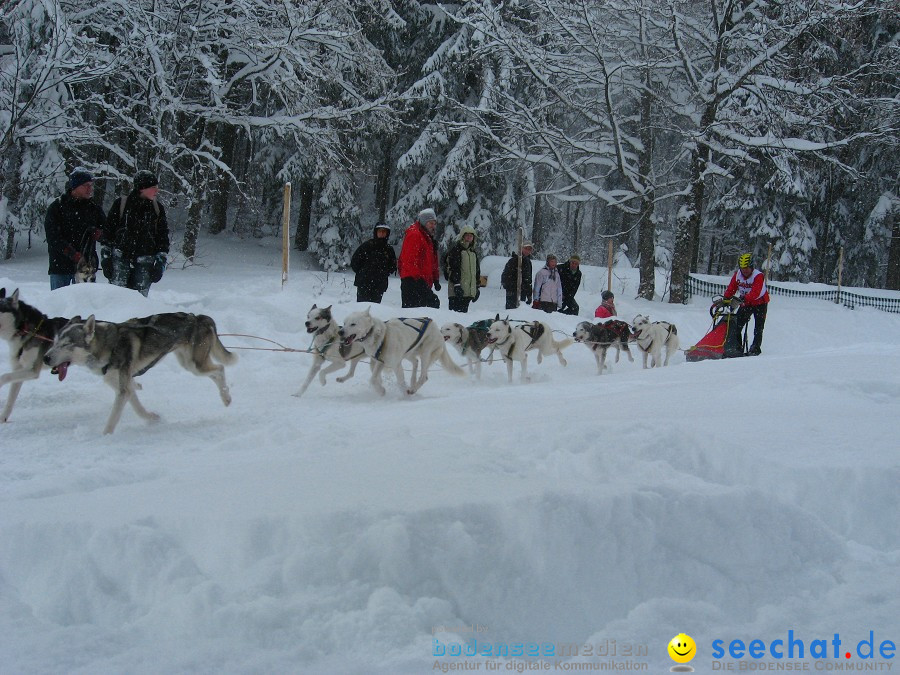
[486,336,498,344]
[305,325,317,334]
[50,362,69,381]
[341,334,356,346]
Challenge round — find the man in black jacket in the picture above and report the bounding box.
[103,170,170,297]
[350,223,397,303]
[45,168,105,290]
[501,242,533,309]
[558,254,582,315]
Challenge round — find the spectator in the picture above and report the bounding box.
[594,290,617,318]
[723,252,770,356]
[445,225,481,313]
[45,168,105,290]
[350,222,397,303]
[397,207,441,308]
[103,170,170,297]
[532,254,563,313]
[558,254,582,315]
[500,242,534,310]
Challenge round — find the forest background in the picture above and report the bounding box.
[1,0,898,302]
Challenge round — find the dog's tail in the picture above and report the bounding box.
[200,315,238,365]
[554,336,574,351]
[439,346,467,377]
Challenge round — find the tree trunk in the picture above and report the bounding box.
[670,150,706,303]
[181,188,204,261]
[1,140,23,260]
[208,123,237,235]
[294,178,315,251]
[885,210,900,290]
[374,138,393,221]
[636,70,655,300]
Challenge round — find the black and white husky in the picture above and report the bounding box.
[293,304,366,397]
[573,320,634,375]
[339,308,465,395]
[440,321,491,379]
[486,315,573,382]
[0,288,71,422]
[44,312,237,434]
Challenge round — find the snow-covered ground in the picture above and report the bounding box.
[1,235,899,674]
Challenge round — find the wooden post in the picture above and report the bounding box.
[515,227,524,307]
[766,242,773,278]
[835,246,844,304]
[607,239,614,291]
[281,183,292,288]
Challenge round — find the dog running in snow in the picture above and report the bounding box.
[440,321,492,379]
[486,315,573,382]
[631,314,679,368]
[0,288,71,423]
[294,303,367,397]
[43,312,237,434]
[573,320,634,375]
[338,308,465,396]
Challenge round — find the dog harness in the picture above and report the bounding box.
[372,317,432,363]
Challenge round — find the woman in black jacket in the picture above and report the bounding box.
[350,223,397,303]
[103,171,170,296]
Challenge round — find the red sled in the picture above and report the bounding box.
[685,296,745,362]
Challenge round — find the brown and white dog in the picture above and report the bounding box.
[573,320,634,375]
[631,314,679,368]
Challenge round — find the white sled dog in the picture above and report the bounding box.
[43,312,237,434]
[573,320,634,375]
[440,321,491,379]
[294,304,366,397]
[339,308,465,395]
[486,315,573,383]
[0,288,71,423]
[631,314,679,368]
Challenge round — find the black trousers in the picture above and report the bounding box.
[735,303,768,351]
[401,278,440,309]
[537,301,557,313]
[356,287,385,303]
[505,289,531,310]
[560,296,579,315]
[448,296,472,313]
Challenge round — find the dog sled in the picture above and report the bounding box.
[685,295,746,362]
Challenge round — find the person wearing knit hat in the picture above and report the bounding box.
[558,253,583,315]
[44,168,105,289]
[532,254,563,313]
[397,207,441,308]
[350,221,397,303]
[102,169,170,296]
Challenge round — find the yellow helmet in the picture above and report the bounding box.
[738,253,753,268]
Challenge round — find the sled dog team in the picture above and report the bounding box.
[1,288,678,434]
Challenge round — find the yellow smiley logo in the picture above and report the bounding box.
[668,633,696,664]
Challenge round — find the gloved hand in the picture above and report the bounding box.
[474,289,480,302]
[91,228,103,241]
[532,300,540,309]
[453,284,463,299]
[433,280,441,292]
[72,251,83,263]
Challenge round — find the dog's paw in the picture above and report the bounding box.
[146,412,162,424]
[335,375,349,383]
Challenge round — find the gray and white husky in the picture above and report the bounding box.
[486,315,573,382]
[440,321,491,379]
[0,288,70,422]
[573,320,634,375]
[631,314,679,368]
[293,304,366,397]
[339,308,465,396]
[44,312,237,434]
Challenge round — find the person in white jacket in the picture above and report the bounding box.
[532,254,563,313]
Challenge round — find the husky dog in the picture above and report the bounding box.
[43,312,237,434]
[0,288,71,422]
[631,314,679,368]
[74,252,99,283]
[486,315,573,383]
[573,320,634,375]
[293,304,366,398]
[338,308,465,396]
[440,321,491,379]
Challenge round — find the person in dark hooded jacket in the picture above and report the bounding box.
[444,225,481,313]
[103,170,170,296]
[44,168,105,289]
[350,222,397,303]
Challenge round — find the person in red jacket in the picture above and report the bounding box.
[398,208,442,308]
[594,290,617,318]
[723,252,770,356]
